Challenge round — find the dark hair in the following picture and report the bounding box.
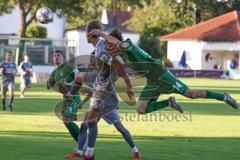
[86,19,104,33]
[24,53,30,57]
[54,50,64,56]
[109,28,123,41]
[90,50,95,56]
[6,51,12,55]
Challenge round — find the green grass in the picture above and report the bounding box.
[0,78,240,160]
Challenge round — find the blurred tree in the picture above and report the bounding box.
[165,0,240,30]
[195,0,240,22]
[66,0,107,29]
[128,0,240,58]
[66,0,150,29]
[139,28,161,58]
[164,0,196,29]
[127,0,177,33]
[127,0,177,57]
[26,23,47,38]
[0,0,84,63]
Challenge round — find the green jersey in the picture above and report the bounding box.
[50,63,80,102]
[122,39,162,72]
[121,39,189,100]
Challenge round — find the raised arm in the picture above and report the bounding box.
[111,58,134,99]
[88,29,121,44]
[88,29,123,56]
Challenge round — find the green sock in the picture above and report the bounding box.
[66,122,80,142]
[145,100,169,114]
[205,90,224,101]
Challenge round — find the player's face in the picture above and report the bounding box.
[5,53,12,61]
[53,53,63,65]
[86,32,93,43]
[24,55,30,61]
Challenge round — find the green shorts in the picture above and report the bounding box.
[61,95,81,121]
[139,69,188,102]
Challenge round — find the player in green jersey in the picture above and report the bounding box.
[87,28,239,115]
[47,50,81,142]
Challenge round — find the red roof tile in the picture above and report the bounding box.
[161,10,240,41]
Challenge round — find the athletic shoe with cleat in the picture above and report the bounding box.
[133,151,142,160]
[168,97,184,113]
[82,155,96,160]
[224,93,239,110]
[65,152,82,159]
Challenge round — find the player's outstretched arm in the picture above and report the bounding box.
[78,88,93,109]
[69,72,84,95]
[88,29,121,44]
[111,59,134,99]
[46,77,55,89]
[88,29,122,56]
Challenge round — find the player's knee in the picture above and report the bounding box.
[9,92,14,97]
[137,106,146,114]
[114,122,122,130]
[184,91,197,99]
[80,123,88,132]
[63,120,70,125]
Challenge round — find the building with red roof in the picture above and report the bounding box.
[162,10,240,70]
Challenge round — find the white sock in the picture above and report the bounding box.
[132,146,138,153]
[86,147,94,157]
[77,150,83,156]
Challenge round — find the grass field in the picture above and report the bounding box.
[0,78,240,160]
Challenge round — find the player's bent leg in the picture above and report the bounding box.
[183,89,208,99]
[183,89,238,109]
[223,92,238,109]
[63,120,80,142]
[65,114,89,159]
[137,100,149,114]
[114,122,135,148]
[8,85,14,112]
[65,124,86,158]
[84,110,99,159]
[2,91,6,111]
[61,98,81,142]
[20,78,26,97]
[20,86,26,98]
[168,97,184,113]
[138,80,183,114]
[139,99,181,114]
[114,122,142,160]
[1,81,7,111]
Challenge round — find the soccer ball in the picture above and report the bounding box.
[36,7,53,24]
